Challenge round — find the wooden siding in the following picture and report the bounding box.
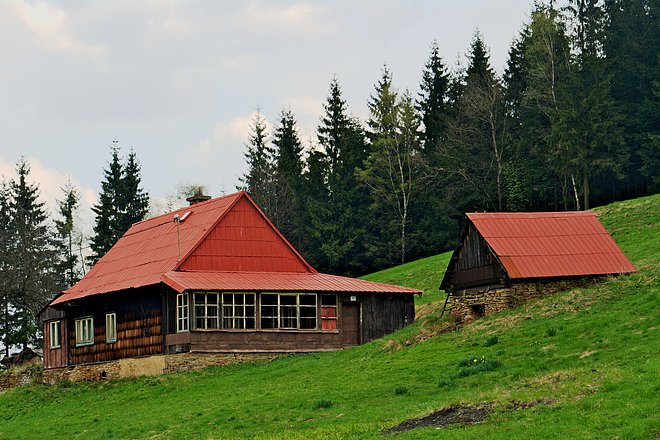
[449,223,505,290]
[66,287,165,366]
[43,319,68,369]
[360,294,415,343]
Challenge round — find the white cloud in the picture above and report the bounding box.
[13,0,103,56]
[195,112,273,156]
[0,156,96,237]
[242,3,334,35]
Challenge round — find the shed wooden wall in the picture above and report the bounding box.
[65,287,165,366]
[448,223,505,290]
[360,294,415,343]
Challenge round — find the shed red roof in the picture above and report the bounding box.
[51,191,419,306]
[466,211,635,279]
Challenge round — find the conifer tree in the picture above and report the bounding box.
[272,109,304,241]
[8,159,60,349]
[90,142,150,263]
[55,180,81,288]
[0,179,15,356]
[239,112,277,216]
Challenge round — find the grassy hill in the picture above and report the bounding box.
[1,195,658,439]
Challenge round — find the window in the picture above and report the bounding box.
[106,313,117,343]
[194,292,219,329]
[49,320,61,349]
[177,293,189,332]
[260,293,317,330]
[222,293,256,329]
[321,295,338,330]
[75,317,94,346]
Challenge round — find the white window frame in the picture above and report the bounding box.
[49,320,61,349]
[194,292,220,329]
[259,293,317,330]
[176,293,189,332]
[75,316,94,346]
[105,312,117,343]
[221,293,256,329]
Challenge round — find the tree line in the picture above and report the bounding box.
[0,0,656,354]
[0,142,149,355]
[240,0,658,276]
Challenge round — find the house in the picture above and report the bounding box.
[39,191,420,371]
[440,211,636,322]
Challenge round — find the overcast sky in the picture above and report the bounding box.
[0,0,533,233]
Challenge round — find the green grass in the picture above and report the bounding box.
[1,195,658,439]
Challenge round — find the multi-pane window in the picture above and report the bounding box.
[106,313,117,343]
[194,292,219,329]
[260,293,317,330]
[75,316,94,346]
[222,293,256,329]
[321,295,338,330]
[176,293,189,332]
[49,320,61,349]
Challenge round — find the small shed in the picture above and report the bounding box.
[39,191,421,370]
[440,211,636,322]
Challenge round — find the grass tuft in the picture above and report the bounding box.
[393,386,409,395]
[311,399,334,410]
[454,355,502,378]
[484,335,499,347]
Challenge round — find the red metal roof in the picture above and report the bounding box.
[51,191,417,306]
[467,211,636,279]
[162,271,421,294]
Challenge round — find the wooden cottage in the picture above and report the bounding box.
[440,211,636,322]
[40,191,420,370]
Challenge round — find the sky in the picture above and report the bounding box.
[0,0,533,235]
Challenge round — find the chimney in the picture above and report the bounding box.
[186,187,211,206]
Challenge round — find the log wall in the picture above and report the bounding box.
[66,287,165,366]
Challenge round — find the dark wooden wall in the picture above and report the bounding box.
[65,286,165,365]
[448,223,505,290]
[43,319,68,369]
[164,292,414,352]
[360,294,415,343]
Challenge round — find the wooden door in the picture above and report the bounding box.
[340,303,360,347]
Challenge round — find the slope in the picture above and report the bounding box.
[0,194,657,439]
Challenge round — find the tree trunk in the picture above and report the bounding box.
[583,172,590,210]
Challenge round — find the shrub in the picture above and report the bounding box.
[311,399,334,410]
[454,356,502,378]
[393,386,409,395]
[484,335,499,347]
[546,327,558,337]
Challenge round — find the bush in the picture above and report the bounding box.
[484,335,499,347]
[454,356,502,378]
[393,386,409,395]
[311,399,334,410]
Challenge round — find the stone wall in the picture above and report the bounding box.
[42,352,279,384]
[449,278,594,323]
[0,368,43,391]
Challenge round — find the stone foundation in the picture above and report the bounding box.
[449,279,595,323]
[43,352,279,384]
[0,367,43,391]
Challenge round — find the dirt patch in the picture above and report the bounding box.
[384,399,553,434]
[384,403,492,434]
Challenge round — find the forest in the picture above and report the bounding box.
[0,0,657,353]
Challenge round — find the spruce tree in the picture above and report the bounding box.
[0,179,15,356]
[55,180,81,288]
[305,78,370,275]
[239,112,277,216]
[90,144,123,262]
[272,109,305,241]
[120,150,149,232]
[90,142,150,263]
[8,159,61,349]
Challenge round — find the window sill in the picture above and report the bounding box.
[75,342,94,347]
